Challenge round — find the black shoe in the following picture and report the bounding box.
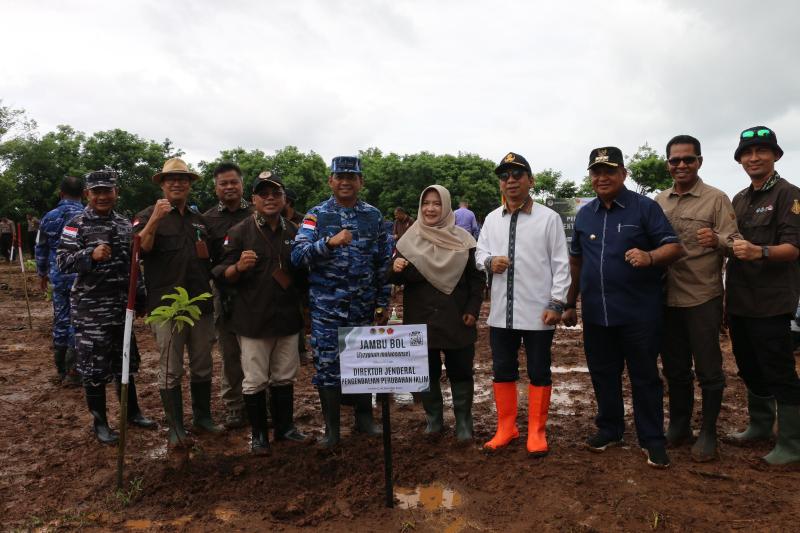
[243,391,271,456]
[585,433,623,452]
[270,385,308,442]
[317,387,341,448]
[643,445,671,469]
[85,385,119,445]
[116,377,157,429]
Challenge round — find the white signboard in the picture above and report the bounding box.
[339,324,429,394]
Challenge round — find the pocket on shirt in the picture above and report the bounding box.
[677,215,713,244]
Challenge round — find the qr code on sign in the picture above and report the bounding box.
[409,331,423,347]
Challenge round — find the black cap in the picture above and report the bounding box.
[494,152,532,174]
[587,147,624,169]
[85,169,118,189]
[734,126,783,162]
[252,171,285,193]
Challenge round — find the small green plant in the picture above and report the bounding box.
[145,286,211,331]
[25,259,36,271]
[114,476,144,507]
[650,511,664,530]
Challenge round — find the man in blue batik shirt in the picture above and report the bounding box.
[563,146,684,469]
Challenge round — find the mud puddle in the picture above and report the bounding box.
[395,482,462,510]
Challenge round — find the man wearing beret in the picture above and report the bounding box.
[56,170,156,444]
[134,158,221,446]
[475,152,571,456]
[726,126,800,465]
[291,156,391,448]
[563,147,684,468]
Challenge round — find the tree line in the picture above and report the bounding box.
[0,102,672,222]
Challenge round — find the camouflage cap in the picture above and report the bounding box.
[85,170,118,189]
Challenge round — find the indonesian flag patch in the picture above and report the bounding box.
[132,218,140,227]
[301,214,317,231]
[223,235,230,246]
[63,226,78,238]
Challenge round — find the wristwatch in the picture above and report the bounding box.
[761,246,769,259]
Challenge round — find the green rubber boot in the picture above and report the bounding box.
[160,387,190,446]
[353,394,381,436]
[421,378,444,434]
[763,403,800,465]
[451,380,474,442]
[729,390,775,445]
[190,381,223,433]
[317,386,341,448]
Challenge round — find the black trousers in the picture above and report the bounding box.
[661,296,725,391]
[489,327,554,385]
[584,321,665,448]
[428,345,474,383]
[728,314,800,405]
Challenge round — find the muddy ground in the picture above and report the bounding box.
[0,261,798,532]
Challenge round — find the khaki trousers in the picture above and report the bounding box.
[152,315,214,389]
[238,333,299,395]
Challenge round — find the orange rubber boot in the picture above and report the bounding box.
[484,382,519,450]
[527,384,552,456]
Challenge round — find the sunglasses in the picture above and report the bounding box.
[667,155,700,166]
[498,169,527,181]
[255,189,284,199]
[741,128,772,139]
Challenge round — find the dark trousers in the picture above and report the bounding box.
[728,314,800,405]
[428,345,474,383]
[661,296,725,391]
[0,234,11,260]
[584,321,665,447]
[489,327,554,385]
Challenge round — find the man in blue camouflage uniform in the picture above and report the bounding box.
[57,170,157,444]
[291,156,392,447]
[35,176,84,386]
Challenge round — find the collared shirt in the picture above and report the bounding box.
[570,187,679,326]
[35,199,84,278]
[655,178,741,307]
[454,207,480,238]
[203,199,252,264]
[476,196,571,330]
[727,173,800,317]
[133,205,213,314]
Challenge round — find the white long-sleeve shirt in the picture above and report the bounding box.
[476,199,571,330]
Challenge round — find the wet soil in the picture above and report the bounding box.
[1,262,799,532]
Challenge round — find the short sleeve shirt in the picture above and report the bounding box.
[570,187,679,326]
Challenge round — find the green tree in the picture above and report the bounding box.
[577,175,594,197]
[626,143,672,195]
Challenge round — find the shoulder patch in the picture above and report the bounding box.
[302,214,317,230]
[63,226,78,238]
[792,199,800,215]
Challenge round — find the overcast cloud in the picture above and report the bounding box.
[2,0,799,196]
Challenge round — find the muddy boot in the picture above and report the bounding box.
[421,378,444,434]
[763,403,800,465]
[270,385,308,442]
[665,381,693,447]
[159,387,190,446]
[484,381,519,450]
[317,387,341,448]
[190,380,223,433]
[691,388,722,462]
[527,384,552,457]
[243,390,271,455]
[63,347,81,388]
[116,377,157,429]
[85,385,119,445]
[353,394,382,436]
[51,345,67,384]
[451,380,474,442]
[729,390,775,445]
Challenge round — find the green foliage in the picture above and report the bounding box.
[112,476,143,508]
[144,287,211,332]
[626,143,672,195]
[577,175,595,197]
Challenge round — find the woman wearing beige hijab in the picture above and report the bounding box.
[390,185,484,441]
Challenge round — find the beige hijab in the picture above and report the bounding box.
[396,185,477,295]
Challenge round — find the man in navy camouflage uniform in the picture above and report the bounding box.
[36,176,84,386]
[291,156,391,447]
[57,170,156,444]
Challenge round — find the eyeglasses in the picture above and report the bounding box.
[741,128,772,139]
[667,155,700,166]
[256,189,284,199]
[498,169,527,181]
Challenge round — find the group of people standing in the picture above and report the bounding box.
[32,124,799,470]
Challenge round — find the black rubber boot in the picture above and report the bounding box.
[115,377,157,429]
[243,390,271,455]
[63,347,81,387]
[353,393,382,436]
[665,381,693,447]
[190,380,223,433]
[52,345,67,383]
[763,403,800,465]
[317,387,341,448]
[159,387,190,447]
[421,378,444,434]
[691,388,722,462]
[85,385,119,445]
[451,379,474,442]
[270,385,308,442]
[729,390,775,445]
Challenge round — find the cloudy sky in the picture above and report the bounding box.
[2,0,799,196]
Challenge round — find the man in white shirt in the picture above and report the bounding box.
[476,152,571,456]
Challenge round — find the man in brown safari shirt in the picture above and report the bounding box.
[725,126,800,465]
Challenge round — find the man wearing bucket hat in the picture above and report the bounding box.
[563,147,684,469]
[57,170,156,444]
[725,126,800,465]
[291,156,391,448]
[134,157,221,446]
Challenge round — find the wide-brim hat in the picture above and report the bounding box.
[734,126,783,162]
[151,158,200,184]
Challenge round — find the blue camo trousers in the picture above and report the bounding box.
[51,275,75,348]
[311,314,371,387]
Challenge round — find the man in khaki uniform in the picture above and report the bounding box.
[655,135,740,462]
